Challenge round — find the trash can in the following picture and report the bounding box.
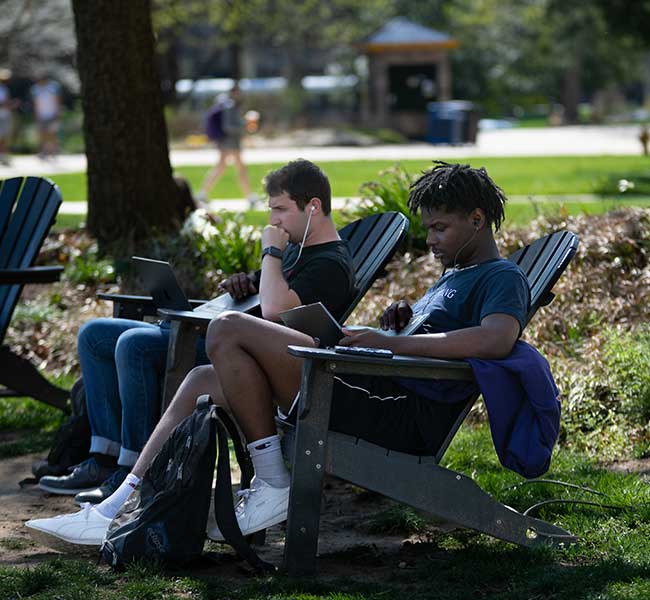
[426,101,478,145]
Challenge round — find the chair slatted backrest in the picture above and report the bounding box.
[338,212,409,323]
[509,230,579,322]
[432,229,579,463]
[0,177,62,341]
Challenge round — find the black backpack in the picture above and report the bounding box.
[100,396,274,572]
[29,378,91,482]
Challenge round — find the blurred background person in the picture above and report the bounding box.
[0,68,14,166]
[197,82,260,209]
[31,74,62,159]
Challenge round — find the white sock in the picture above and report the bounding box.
[247,434,290,488]
[95,473,141,519]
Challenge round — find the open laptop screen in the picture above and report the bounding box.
[132,256,193,311]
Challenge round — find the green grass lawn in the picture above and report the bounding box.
[48,155,650,202]
[52,197,650,233]
[1,424,649,599]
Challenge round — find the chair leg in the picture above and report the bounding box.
[161,321,199,412]
[283,360,334,576]
[0,345,69,412]
[327,433,577,548]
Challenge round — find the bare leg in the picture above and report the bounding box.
[206,312,315,443]
[232,152,252,196]
[46,129,59,156]
[131,365,227,478]
[200,150,230,197]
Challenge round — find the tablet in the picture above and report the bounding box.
[279,302,343,348]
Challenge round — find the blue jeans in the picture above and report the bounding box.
[78,318,208,467]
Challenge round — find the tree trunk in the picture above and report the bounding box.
[561,61,581,124]
[71,0,183,259]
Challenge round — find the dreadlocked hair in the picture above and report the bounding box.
[407,161,507,231]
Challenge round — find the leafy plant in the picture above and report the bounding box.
[140,210,262,298]
[346,165,428,252]
[65,254,116,285]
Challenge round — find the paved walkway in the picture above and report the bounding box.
[0,124,644,182]
[58,193,611,215]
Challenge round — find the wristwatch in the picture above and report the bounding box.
[261,246,283,259]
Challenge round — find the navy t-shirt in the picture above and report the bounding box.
[412,258,530,335]
[397,258,531,402]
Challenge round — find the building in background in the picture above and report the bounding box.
[358,17,458,138]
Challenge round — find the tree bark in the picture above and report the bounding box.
[561,61,581,124]
[71,0,183,258]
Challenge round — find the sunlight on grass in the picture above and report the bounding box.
[48,155,650,202]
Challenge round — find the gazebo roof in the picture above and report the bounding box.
[361,17,458,52]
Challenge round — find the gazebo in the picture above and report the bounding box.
[359,17,459,138]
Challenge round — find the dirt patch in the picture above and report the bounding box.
[603,457,650,477]
[0,453,454,576]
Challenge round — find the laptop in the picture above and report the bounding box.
[132,256,193,311]
[132,256,261,316]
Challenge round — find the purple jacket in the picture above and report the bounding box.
[468,340,560,479]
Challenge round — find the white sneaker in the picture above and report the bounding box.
[25,504,111,552]
[207,476,289,541]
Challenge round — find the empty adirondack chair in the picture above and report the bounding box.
[0,176,68,411]
[281,230,579,575]
[98,212,410,409]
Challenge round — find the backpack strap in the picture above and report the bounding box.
[215,408,255,489]
[213,408,275,573]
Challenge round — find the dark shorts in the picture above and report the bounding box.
[285,374,470,456]
[217,137,241,152]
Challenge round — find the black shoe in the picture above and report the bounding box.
[74,466,130,505]
[31,459,68,480]
[38,458,117,495]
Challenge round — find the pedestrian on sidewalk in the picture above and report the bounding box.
[197,82,260,210]
[0,68,15,166]
[30,74,62,160]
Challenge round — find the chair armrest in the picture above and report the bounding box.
[97,293,206,320]
[157,308,213,331]
[287,345,474,381]
[97,292,206,308]
[0,266,63,284]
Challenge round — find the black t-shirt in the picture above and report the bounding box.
[280,240,357,321]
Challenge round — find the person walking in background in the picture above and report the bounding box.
[30,74,62,159]
[196,82,260,210]
[0,68,15,166]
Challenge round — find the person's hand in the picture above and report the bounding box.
[380,300,413,332]
[219,272,257,299]
[338,327,393,349]
[262,225,289,252]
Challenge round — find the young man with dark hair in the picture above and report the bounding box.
[34,159,355,508]
[27,161,530,549]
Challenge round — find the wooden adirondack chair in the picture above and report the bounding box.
[98,212,410,409]
[0,176,68,411]
[281,230,580,575]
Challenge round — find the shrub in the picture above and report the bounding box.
[345,165,428,252]
[65,254,116,286]
[140,210,262,298]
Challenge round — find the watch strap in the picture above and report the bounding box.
[261,246,283,259]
